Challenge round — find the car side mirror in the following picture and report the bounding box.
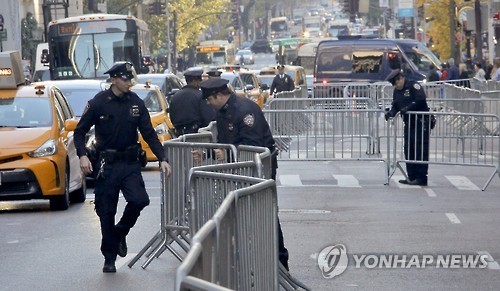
[245,84,254,91]
[41,49,49,66]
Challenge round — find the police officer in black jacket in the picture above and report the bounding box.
[385,69,430,186]
[74,61,172,273]
[197,78,290,270]
[270,64,294,95]
[169,69,216,136]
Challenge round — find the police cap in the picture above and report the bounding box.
[183,69,203,82]
[104,61,134,80]
[206,70,223,78]
[385,69,402,85]
[200,78,229,99]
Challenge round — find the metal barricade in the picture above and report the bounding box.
[236,145,271,179]
[188,164,261,234]
[264,100,386,160]
[129,141,237,269]
[176,177,279,291]
[387,111,500,190]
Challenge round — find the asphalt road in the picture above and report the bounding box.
[1,159,499,290]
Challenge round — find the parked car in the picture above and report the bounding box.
[235,49,255,65]
[131,83,174,161]
[259,65,308,98]
[0,51,86,210]
[137,73,185,102]
[238,69,266,108]
[220,71,249,99]
[250,39,272,54]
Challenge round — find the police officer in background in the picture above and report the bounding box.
[270,64,294,95]
[196,78,290,271]
[169,69,216,136]
[385,69,430,186]
[74,61,172,273]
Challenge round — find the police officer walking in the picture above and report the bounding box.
[385,69,431,186]
[74,61,172,273]
[197,78,290,270]
[270,64,294,96]
[169,69,216,136]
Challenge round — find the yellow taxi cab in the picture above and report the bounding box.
[259,65,308,98]
[131,82,174,162]
[238,69,266,108]
[0,51,85,210]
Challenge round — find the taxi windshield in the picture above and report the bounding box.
[133,90,163,113]
[0,97,52,127]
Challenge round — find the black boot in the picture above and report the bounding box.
[117,236,127,258]
[103,259,116,273]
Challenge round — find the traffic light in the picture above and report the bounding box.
[231,0,240,30]
[148,1,165,15]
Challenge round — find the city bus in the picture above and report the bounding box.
[269,16,289,39]
[295,41,319,75]
[46,14,152,80]
[196,40,235,66]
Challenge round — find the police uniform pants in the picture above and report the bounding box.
[403,120,430,182]
[93,160,150,261]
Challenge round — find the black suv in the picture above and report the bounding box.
[250,39,272,54]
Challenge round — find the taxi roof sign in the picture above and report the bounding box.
[0,51,24,89]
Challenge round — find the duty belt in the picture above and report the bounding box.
[174,124,200,136]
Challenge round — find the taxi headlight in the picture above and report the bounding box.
[28,139,57,158]
[155,122,168,135]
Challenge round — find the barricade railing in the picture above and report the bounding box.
[128,141,237,268]
[236,145,271,179]
[176,177,279,291]
[188,164,261,234]
[264,104,386,159]
[387,111,499,190]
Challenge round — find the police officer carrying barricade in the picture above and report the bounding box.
[385,69,432,186]
[169,69,216,136]
[74,61,172,273]
[194,78,290,271]
[270,64,294,96]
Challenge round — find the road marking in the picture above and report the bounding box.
[425,188,436,197]
[445,176,480,191]
[116,254,137,269]
[477,251,500,270]
[332,175,361,188]
[280,209,331,214]
[7,240,19,244]
[445,213,461,224]
[278,174,303,186]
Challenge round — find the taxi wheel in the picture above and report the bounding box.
[70,177,87,203]
[49,167,70,211]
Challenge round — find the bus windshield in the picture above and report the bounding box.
[48,16,149,80]
[51,31,137,79]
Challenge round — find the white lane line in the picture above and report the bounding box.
[279,209,331,214]
[116,254,137,269]
[425,188,436,197]
[446,213,461,224]
[332,175,361,188]
[445,176,480,191]
[278,174,303,186]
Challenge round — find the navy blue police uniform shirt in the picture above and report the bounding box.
[169,84,215,128]
[270,73,294,94]
[74,87,166,161]
[216,93,275,151]
[389,79,429,123]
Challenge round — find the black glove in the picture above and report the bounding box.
[384,111,393,121]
